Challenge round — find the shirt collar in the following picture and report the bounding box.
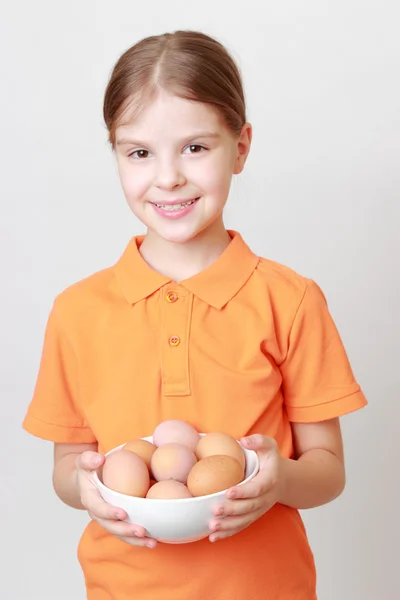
[114,230,260,309]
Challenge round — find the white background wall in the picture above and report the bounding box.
[1,1,399,598]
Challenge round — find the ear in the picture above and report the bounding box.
[233,123,252,175]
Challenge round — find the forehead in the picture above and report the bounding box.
[116,91,227,141]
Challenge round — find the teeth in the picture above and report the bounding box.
[155,199,197,211]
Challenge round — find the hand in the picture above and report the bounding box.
[76,451,157,548]
[208,434,284,542]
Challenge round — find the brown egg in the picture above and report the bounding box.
[196,432,246,472]
[153,420,200,451]
[187,455,244,497]
[151,443,197,483]
[102,449,150,497]
[124,439,157,472]
[146,480,192,499]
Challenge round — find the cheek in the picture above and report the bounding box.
[118,164,150,199]
[198,156,233,195]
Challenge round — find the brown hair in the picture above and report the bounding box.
[103,30,247,148]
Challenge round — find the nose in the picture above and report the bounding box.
[155,158,186,190]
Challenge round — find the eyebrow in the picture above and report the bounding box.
[116,132,221,146]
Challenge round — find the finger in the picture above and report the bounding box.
[209,509,265,541]
[240,434,268,449]
[81,485,127,521]
[226,474,271,500]
[76,451,104,471]
[116,535,157,549]
[93,515,147,539]
[240,434,278,453]
[209,506,261,534]
[212,497,264,518]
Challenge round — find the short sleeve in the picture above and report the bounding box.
[280,279,368,422]
[22,301,97,443]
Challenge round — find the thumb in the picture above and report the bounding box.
[76,451,105,472]
[240,434,277,455]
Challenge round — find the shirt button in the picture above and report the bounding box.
[169,335,180,346]
[166,291,178,303]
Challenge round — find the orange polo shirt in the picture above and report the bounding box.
[23,230,367,600]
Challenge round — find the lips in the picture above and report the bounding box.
[151,198,199,212]
[150,197,200,220]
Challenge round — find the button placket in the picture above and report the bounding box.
[161,286,192,396]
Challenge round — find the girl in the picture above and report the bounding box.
[23,30,367,600]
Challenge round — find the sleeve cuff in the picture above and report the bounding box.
[286,389,368,422]
[22,413,97,444]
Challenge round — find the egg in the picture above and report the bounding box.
[124,438,157,472]
[151,443,197,483]
[187,454,244,497]
[146,480,192,499]
[196,432,246,472]
[153,419,200,451]
[102,449,150,497]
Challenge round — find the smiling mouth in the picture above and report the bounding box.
[152,198,200,211]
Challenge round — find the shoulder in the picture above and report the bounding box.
[50,265,119,332]
[251,255,328,317]
[254,255,308,299]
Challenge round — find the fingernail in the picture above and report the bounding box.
[146,540,157,548]
[215,506,224,516]
[210,534,219,542]
[227,490,236,499]
[209,521,220,532]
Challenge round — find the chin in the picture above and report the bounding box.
[155,230,199,244]
[150,223,209,245]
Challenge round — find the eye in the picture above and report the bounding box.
[129,149,151,159]
[183,144,206,154]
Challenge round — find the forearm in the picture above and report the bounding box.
[52,453,85,510]
[280,448,345,509]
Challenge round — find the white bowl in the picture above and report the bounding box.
[93,435,259,544]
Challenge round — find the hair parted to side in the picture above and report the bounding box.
[103,30,247,148]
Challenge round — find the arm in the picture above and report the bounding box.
[236,418,346,511]
[280,417,346,509]
[53,441,99,509]
[208,418,346,541]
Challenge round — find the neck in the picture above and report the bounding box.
[139,218,231,281]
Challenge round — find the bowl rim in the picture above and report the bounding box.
[92,434,260,503]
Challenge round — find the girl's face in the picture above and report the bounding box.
[114,91,251,244]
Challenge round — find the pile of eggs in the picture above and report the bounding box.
[101,420,247,499]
